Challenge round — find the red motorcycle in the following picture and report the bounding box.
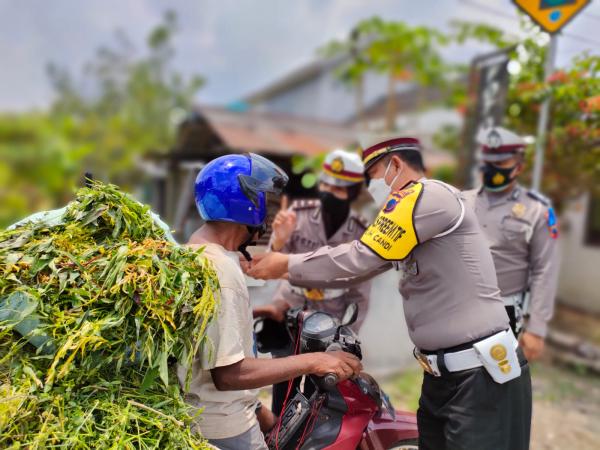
[255,304,419,450]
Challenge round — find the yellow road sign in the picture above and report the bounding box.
[512,0,591,34]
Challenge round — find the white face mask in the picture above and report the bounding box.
[367,159,402,208]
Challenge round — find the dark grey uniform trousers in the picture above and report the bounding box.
[417,348,531,450]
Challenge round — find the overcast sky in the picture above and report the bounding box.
[0,0,598,112]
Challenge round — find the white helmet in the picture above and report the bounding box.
[320,149,365,187]
[477,127,526,163]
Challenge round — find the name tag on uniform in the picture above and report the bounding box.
[360,183,423,260]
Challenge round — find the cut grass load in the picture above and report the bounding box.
[0,182,219,449]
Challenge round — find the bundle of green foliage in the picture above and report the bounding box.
[0,182,218,449]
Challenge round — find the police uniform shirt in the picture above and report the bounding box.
[463,185,559,337]
[287,178,509,351]
[271,199,371,330]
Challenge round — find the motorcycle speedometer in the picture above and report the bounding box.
[303,312,336,334]
[301,312,337,353]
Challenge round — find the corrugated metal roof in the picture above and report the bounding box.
[196,106,356,156]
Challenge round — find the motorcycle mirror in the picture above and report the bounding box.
[341,303,358,327]
[254,319,264,334]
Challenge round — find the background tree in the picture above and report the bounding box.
[0,10,204,227]
[47,10,204,185]
[447,19,599,208]
[319,28,371,130]
[322,17,449,131]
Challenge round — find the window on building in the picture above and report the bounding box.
[585,193,600,246]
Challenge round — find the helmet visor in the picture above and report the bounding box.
[238,153,289,206]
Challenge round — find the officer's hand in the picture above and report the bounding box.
[520,331,545,361]
[271,210,297,251]
[310,351,362,381]
[245,252,289,280]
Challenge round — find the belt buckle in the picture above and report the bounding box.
[414,349,439,376]
[303,288,325,301]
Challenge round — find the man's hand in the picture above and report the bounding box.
[245,252,289,280]
[520,331,545,361]
[309,351,363,381]
[253,301,289,322]
[271,209,297,252]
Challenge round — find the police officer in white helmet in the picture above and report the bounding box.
[464,127,560,361]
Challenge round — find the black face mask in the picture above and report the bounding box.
[482,163,518,192]
[238,224,266,262]
[318,191,350,239]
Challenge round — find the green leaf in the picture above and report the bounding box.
[158,350,169,387]
[140,366,159,393]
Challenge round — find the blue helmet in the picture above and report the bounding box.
[195,153,288,227]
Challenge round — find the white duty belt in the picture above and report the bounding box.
[414,329,521,384]
[289,286,349,301]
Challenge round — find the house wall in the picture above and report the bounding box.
[558,193,600,313]
[251,69,393,123]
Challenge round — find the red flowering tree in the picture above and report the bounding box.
[453,21,599,209]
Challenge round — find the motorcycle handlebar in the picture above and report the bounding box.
[326,342,343,352]
[323,342,342,387]
[323,373,338,388]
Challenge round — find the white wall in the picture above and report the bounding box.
[558,193,600,313]
[358,270,415,375]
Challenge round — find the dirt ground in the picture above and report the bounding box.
[550,303,600,347]
[529,304,600,449]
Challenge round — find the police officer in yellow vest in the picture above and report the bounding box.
[246,136,532,450]
[464,127,560,362]
[253,149,371,415]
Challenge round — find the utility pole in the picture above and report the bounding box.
[511,0,591,189]
[531,34,558,191]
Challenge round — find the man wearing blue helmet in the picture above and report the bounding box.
[177,153,362,450]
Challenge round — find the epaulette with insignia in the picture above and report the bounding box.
[291,199,320,211]
[351,214,369,230]
[526,189,550,206]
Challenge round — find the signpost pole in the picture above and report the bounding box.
[531,33,558,191]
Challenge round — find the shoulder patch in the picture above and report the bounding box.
[526,190,550,206]
[526,190,559,239]
[291,198,320,211]
[546,206,559,239]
